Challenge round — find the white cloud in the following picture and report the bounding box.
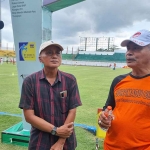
[1,0,150,50]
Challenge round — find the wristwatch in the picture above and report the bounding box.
[51,126,57,135]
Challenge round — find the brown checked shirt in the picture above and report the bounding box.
[19,69,82,150]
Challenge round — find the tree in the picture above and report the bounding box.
[109,45,119,51]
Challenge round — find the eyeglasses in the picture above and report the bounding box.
[43,51,62,57]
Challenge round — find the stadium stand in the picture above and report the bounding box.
[62,54,73,60]
[0,50,15,57]
[0,49,126,63]
[74,53,126,62]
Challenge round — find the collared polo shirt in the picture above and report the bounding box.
[19,69,82,150]
[104,73,150,150]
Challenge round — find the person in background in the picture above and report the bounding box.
[12,58,15,65]
[10,58,12,64]
[19,40,82,150]
[98,29,150,150]
[0,58,3,65]
[113,62,116,70]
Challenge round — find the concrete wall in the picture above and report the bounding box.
[62,60,127,68]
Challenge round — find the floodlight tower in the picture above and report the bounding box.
[0,0,1,46]
[0,0,5,47]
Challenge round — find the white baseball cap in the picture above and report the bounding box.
[39,40,63,54]
[121,29,150,47]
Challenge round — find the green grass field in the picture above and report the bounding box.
[0,63,131,150]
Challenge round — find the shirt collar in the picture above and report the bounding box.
[57,70,62,82]
[39,69,45,80]
[39,69,62,82]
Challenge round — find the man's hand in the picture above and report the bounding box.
[56,122,74,138]
[50,138,65,150]
[98,111,112,129]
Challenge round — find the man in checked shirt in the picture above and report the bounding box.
[19,40,82,150]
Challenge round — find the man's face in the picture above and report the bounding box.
[39,45,62,68]
[126,42,150,69]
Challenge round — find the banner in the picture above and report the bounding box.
[9,0,43,130]
[9,0,85,131]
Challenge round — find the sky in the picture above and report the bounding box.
[1,0,150,51]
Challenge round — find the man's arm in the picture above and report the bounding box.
[23,109,54,132]
[53,108,77,146]
[23,109,73,137]
[51,76,81,148]
[64,108,76,123]
[57,108,76,135]
[23,109,76,150]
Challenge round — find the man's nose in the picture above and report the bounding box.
[126,49,133,55]
[51,53,58,58]
[51,53,57,56]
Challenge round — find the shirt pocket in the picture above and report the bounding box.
[59,97,69,114]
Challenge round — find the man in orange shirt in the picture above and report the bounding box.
[98,29,150,150]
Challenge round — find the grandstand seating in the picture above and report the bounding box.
[0,50,126,62]
[0,50,15,57]
[74,53,126,62]
[62,54,73,60]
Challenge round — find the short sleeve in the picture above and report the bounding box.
[68,78,82,109]
[19,77,34,109]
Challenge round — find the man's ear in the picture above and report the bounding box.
[39,56,43,63]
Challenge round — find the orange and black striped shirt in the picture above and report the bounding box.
[103,73,150,150]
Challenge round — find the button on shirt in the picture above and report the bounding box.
[19,69,82,150]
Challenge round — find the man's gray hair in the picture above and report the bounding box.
[147,44,150,49]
